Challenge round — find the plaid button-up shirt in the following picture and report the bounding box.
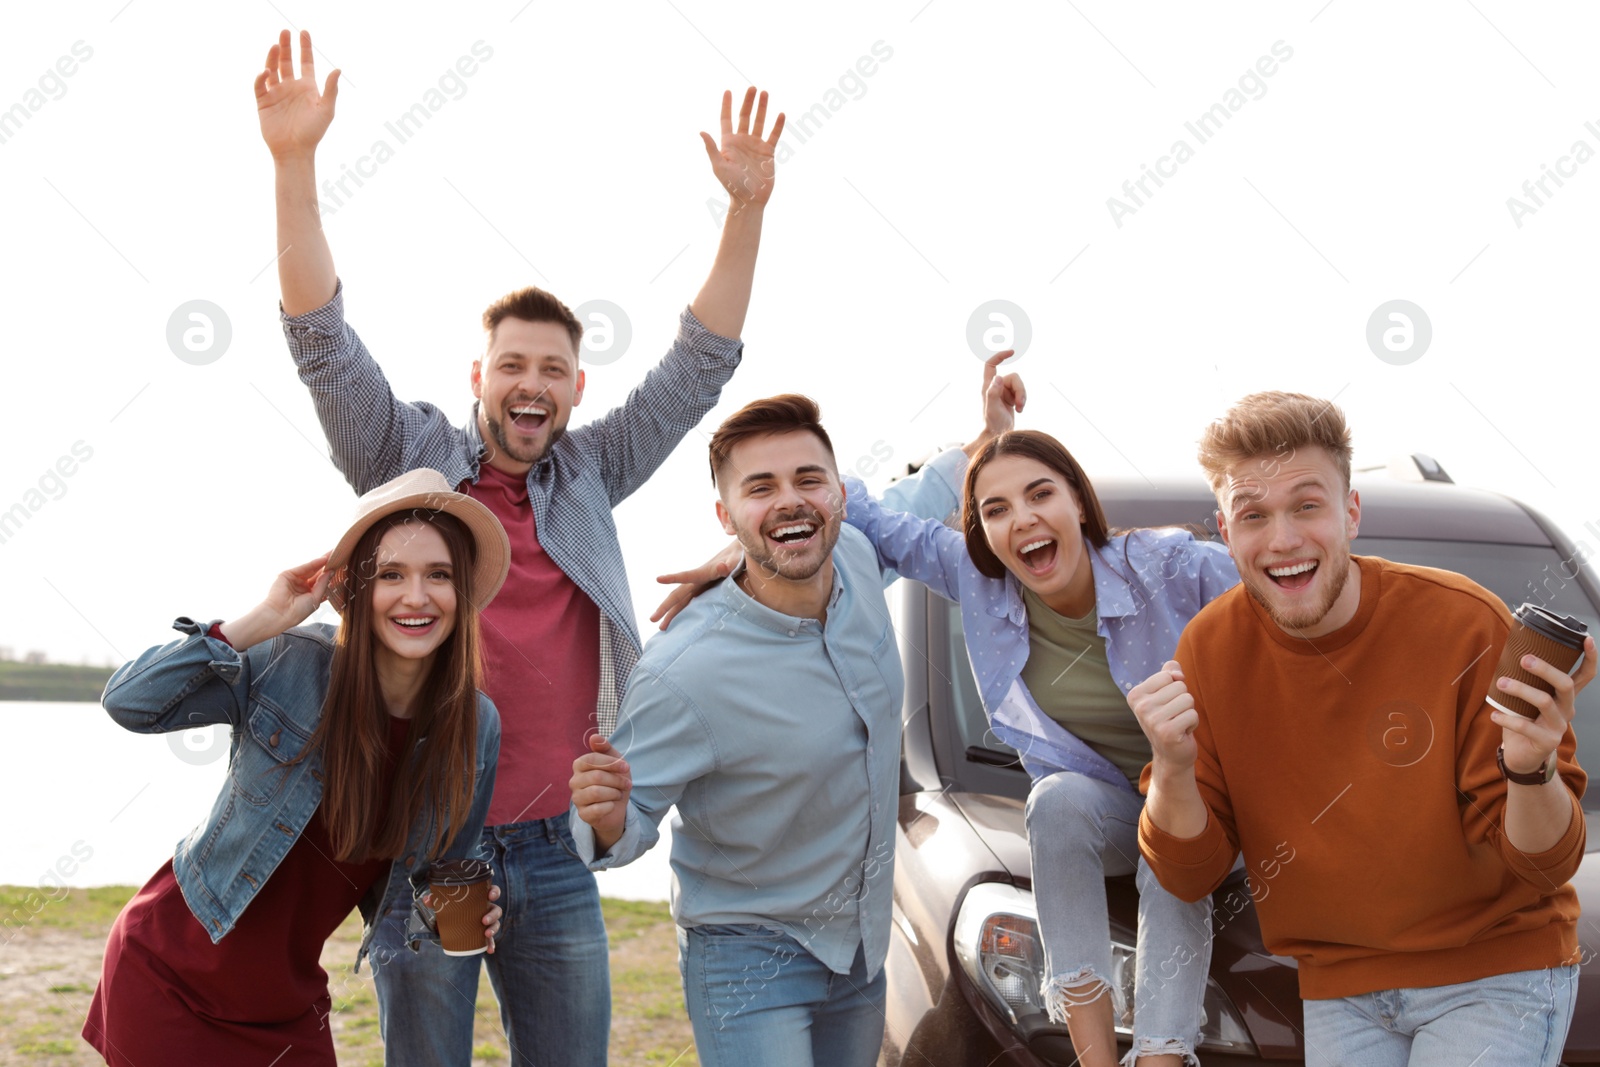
[280,281,743,734]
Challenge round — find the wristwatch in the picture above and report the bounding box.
[1497,745,1558,786]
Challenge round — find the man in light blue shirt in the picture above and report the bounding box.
[571,372,1020,1065]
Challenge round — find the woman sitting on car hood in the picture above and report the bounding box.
[839,429,1238,1067]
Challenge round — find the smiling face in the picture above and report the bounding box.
[1217,445,1362,638]
[472,317,586,473]
[368,521,459,669]
[715,430,843,585]
[974,453,1096,616]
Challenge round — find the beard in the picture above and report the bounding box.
[733,507,842,584]
[484,409,566,466]
[1243,556,1353,635]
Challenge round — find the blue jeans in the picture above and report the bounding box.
[371,814,610,1066]
[1024,771,1211,1064]
[1302,964,1579,1067]
[678,923,887,1067]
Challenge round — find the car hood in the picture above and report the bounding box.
[947,791,1031,879]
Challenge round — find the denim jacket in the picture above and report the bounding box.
[841,477,1238,790]
[102,616,501,972]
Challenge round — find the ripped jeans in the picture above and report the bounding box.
[1025,771,1211,1065]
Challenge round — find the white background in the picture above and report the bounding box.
[2,1,1596,878]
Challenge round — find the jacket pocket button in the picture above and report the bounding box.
[269,730,282,748]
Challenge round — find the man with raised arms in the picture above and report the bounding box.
[255,28,786,1066]
[1132,391,1591,1067]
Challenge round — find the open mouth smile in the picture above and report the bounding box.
[389,615,440,636]
[1266,560,1318,590]
[766,521,819,549]
[1016,537,1059,576]
[508,401,549,434]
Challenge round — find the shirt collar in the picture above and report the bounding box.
[1088,539,1141,620]
[718,559,844,636]
[465,402,487,468]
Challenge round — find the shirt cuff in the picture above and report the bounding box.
[1502,786,1587,885]
[1138,806,1232,898]
[280,277,347,338]
[568,803,642,871]
[677,305,744,370]
[173,616,245,684]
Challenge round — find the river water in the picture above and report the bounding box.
[1,702,672,902]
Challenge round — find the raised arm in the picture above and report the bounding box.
[1466,631,1590,883]
[689,88,784,339]
[104,556,331,734]
[1132,657,1241,901]
[255,29,340,317]
[582,88,785,504]
[257,32,454,493]
[843,466,968,599]
[846,348,1025,592]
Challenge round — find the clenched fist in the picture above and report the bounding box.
[570,734,632,853]
[1128,660,1199,771]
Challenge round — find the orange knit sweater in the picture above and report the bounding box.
[1139,556,1586,999]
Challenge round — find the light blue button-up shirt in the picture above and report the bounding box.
[841,475,1239,790]
[569,448,966,977]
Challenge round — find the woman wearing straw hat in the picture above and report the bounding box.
[82,469,512,1066]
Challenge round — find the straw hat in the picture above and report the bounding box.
[326,468,511,613]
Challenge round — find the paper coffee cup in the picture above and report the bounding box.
[1485,603,1588,719]
[428,858,493,957]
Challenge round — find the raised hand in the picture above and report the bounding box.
[1128,661,1200,771]
[960,350,1026,458]
[254,29,341,161]
[218,554,331,650]
[982,349,1026,438]
[700,87,785,209]
[571,735,632,852]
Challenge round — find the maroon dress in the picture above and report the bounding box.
[82,714,411,1066]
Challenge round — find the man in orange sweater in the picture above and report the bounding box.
[1131,391,1590,1067]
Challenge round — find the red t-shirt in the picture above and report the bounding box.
[84,715,411,1065]
[465,464,601,825]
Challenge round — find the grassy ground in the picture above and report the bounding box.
[0,664,114,703]
[0,886,697,1065]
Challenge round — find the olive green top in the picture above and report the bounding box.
[1019,587,1152,786]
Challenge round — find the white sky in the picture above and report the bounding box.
[4,0,1598,668]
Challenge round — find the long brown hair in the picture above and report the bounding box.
[299,511,484,863]
[961,430,1111,580]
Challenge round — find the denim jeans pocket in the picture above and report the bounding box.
[552,823,585,864]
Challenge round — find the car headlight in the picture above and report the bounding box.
[953,882,1257,1057]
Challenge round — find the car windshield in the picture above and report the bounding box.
[944,538,1600,803]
